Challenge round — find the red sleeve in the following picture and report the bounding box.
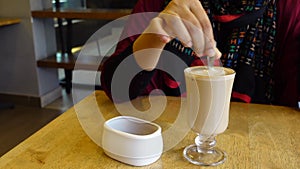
[112,0,165,56]
[274,0,300,107]
[100,0,165,101]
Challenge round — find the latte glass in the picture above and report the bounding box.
[183,66,235,166]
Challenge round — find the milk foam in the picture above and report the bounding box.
[188,67,232,76]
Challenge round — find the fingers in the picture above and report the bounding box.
[179,7,206,53]
[157,0,217,56]
[144,0,218,58]
[158,12,193,47]
[143,17,172,44]
[185,20,205,55]
[189,0,215,49]
[214,48,222,59]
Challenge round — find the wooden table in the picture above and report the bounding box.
[0,91,299,169]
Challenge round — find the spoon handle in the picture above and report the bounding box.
[207,56,214,69]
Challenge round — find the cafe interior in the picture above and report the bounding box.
[0,0,135,158]
[0,0,299,168]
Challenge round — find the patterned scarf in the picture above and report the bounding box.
[164,0,276,103]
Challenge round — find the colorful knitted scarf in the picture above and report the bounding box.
[164,0,276,103]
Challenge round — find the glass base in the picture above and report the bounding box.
[183,144,227,166]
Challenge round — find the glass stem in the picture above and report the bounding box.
[195,134,217,153]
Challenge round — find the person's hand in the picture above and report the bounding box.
[143,0,221,58]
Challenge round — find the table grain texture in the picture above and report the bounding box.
[0,91,299,169]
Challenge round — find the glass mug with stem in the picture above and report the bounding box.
[183,66,235,166]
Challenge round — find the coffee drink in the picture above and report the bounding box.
[184,66,235,135]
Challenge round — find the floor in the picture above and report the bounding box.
[0,19,121,157]
[0,89,74,157]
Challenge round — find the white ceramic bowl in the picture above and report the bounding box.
[102,116,163,166]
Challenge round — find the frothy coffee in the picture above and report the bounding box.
[184,66,235,135]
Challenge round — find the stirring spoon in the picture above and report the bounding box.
[207,56,214,70]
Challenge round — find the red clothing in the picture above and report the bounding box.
[274,0,300,107]
[100,0,176,102]
[113,0,164,56]
[101,0,299,107]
